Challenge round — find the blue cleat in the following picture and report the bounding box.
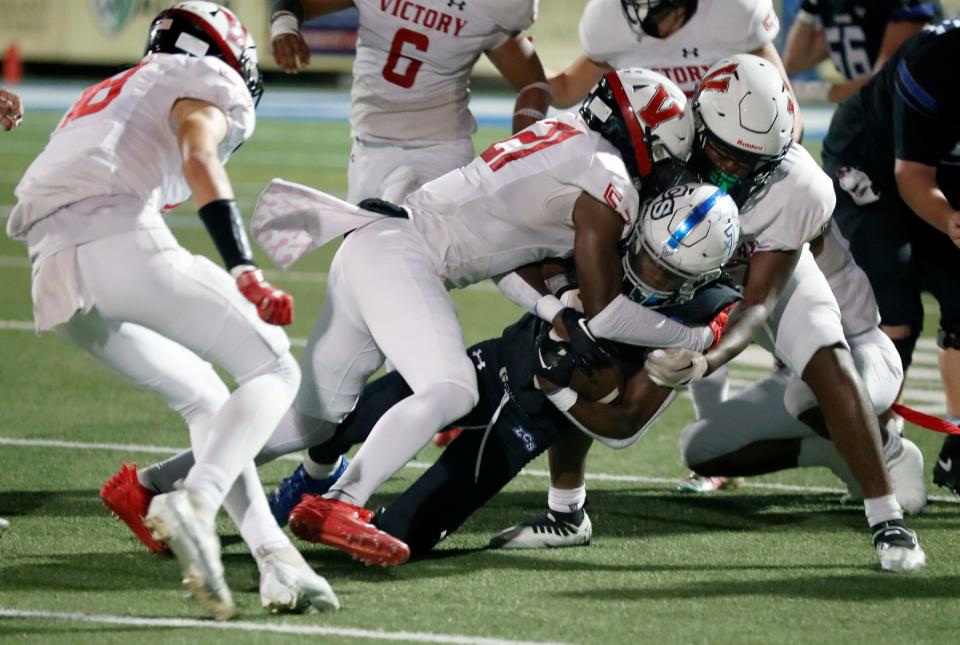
[268,458,349,527]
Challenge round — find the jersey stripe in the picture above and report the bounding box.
[666,187,726,250]
[896,59,937,115]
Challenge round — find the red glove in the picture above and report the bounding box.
[236,268,293,326]
[707,303,737,351]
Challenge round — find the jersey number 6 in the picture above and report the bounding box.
[382,28,429,88]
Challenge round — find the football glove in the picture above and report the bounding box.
[535,327,577,389]
[236,268,294,326]
[707,303,737,351]
[645,347,708,388]
[556,308,610,370]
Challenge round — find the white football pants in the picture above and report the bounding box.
[48,225,298,551]
[347,137,474,204]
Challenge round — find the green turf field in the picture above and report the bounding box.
[1,113,959,644]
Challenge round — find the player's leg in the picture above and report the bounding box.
[765,251,923,571]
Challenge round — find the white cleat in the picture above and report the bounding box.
[872,519,926,573]
[255,544,340,613]
[489,509,592,549]
[886,437,927,515]
[145,490,234,621]
[0,517,8,541]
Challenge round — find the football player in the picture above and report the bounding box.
[269,0,548,204]
[495,54,926,573]
[286,184,740,557]
[9,3,337,619]
[821,19,960,497]
[678,223,927,517]
[784,0,940,103]
[0,88,23,131]
[116,69,715,567]
[546,1,793,110]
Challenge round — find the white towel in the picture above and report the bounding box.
[251,178,388,270]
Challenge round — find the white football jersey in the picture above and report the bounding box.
[724,145,834,281]
[404,112,638,287]
[579,0,779,96]
[815,223,881,337]
[9,54,254,241]
[351,0,537,141]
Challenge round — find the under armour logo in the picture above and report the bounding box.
[447,0,466,10]
[682,47,699,58]
[471,348,486,370]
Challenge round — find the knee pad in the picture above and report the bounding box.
[937,318,960,350]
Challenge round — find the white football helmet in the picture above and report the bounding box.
[620,1,698,38]
[691,54,794,204]
[623,182,739,306]
[145,1,262,104]
[580,68,694,185]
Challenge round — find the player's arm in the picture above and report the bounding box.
[173,99,294,325]
[895,159,960,246]
[0,89,24,131]
[270,0,354,73]
[546,56,611,109]
[486,34,550,133]
[538,366,673,447]
[782,11,828,73]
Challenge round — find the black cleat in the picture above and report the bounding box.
[871,518,925,573]
[488,508,591,550]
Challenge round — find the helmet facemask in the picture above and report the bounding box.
[620,0,698,39]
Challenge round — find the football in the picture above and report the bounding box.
[569,360,624,404]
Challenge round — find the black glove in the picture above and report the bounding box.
[556,307,610,370]
[535,325,577,389]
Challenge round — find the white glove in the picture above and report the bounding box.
[644,348,708,388]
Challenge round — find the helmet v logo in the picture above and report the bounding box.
[699,64,738,93]
[637,84,684,128]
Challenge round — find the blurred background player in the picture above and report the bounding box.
[821,18,960,497]
[678,222,927,517]
[784,0,941,103]
[287,183,740,557]
[270,0,549,204]
[0,87,21,544]
[496,54,926,574]
[10,2,337,620]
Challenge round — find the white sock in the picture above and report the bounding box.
[303,454,342,480]
[328,382,475,506]
[864,494,902,526]
[223,462,291,553]
[548,485,586,514]
[184,355,298,509]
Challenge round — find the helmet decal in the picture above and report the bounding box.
[604,70,653,176]
[637,83,684,128]
[664,187,726,251]
[699,63,738,93]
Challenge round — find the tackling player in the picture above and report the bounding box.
[9,2,337,619]
[287,184,740,557]
[270,0,548,204]
[678,223,927,517]
[783,0,940,103]
[495,54,926,573]
[821,19,960,497]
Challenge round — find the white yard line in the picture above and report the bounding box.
[0,608,568,645]
[1,436,956,504]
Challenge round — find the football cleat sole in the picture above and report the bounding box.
[289,496,409,567]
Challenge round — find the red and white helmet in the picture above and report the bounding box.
[691,54,794,203]
[580,68,694,185]
[623,182,739,306]
[145,2,262,104]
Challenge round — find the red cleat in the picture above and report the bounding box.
[289,496,410,567]
[100,464,168,554]
[433,427,464,447]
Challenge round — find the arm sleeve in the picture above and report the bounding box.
[494,271,542,313]
[587,294,714,350]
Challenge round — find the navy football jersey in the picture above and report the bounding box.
[801,0,940,79]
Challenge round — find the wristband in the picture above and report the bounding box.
[546,387,579,412]
[518,81,552,96]
[270,0,304,23]
[198,199,256,271]
[230,263,257,279]
[271,12,300,40]
[514,108,545,119]
[794,9,817,25]
[534,294,565,323]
